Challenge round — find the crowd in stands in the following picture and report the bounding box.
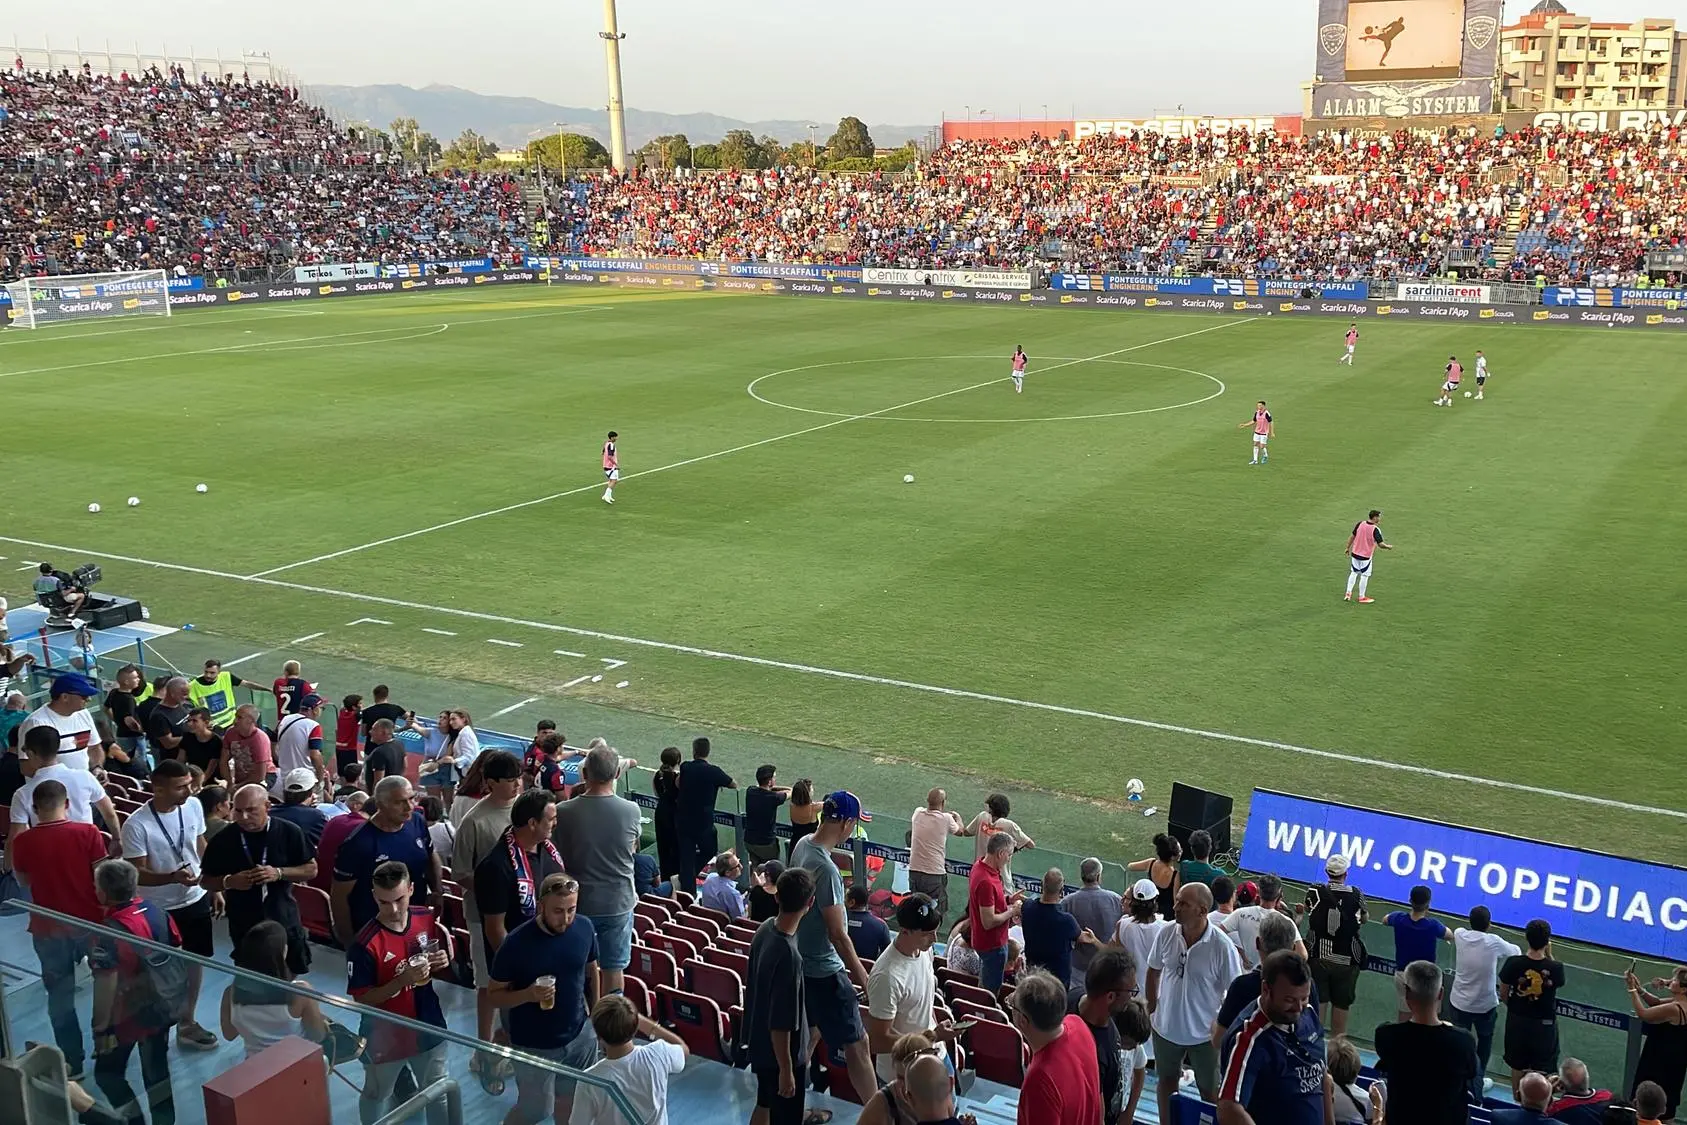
[1,649,1685,1125]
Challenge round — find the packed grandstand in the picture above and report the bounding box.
[4,60,1686,288]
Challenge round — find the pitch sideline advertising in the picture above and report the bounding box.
[1397,281,1491,303]
[1051,273,1370,299]
[860,267,1033,290]
[1241,789,1687,960]
[292,262,379,282]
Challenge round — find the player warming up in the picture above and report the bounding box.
[1474,350,1488,399]
[1238,400,1274,464]
[1340,323,1358,364]
[1011,345,1027,393]
[602,430,619,504]
[1344,509,1393,603]
[1434,355,1462,406]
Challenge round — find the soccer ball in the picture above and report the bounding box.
[1364,24,1374,34]
[903,474,915,484]
[1463,391,1472,398]
[1126,778,1145,798]
[127,496,140,507]
[87,503,101,514]
[195,483,208,493]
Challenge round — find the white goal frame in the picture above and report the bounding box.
[4,269,172,330]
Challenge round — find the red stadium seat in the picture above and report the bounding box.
[686,904,732,933]
[715,936,750,958]
[944,981,1001,1011]
[968,1018,1030,1087]
[633,913,655,938]
[628,946,679,993]
[666,921,713,952]
[623,975,652,1018]
[685,959,743,1011]
[816,1035,869,1105]
[647,931,698,965]
[634,901,671,929]
[670,889,695,909]
[296,885,337,946]
[441,894,467,930]
[937,965,978,989]
[656,985,732,1064]
[952,999,1008,1026]
[705,947,750,980]
[726,918,760,942]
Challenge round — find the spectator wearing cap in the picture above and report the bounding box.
[968,831,1025,994]
[1215,911,1319,1043]
[19,672,104,772]
[1022,867,1093,989]
[908,788,965,923]
[1061,857,1123,987]
[272,767,328,850]
[866,893,959,1083]
[846,884,892,961]
[1013,968,1103,1125]
[1147,882,1241,1121]
[790,789,880,1105]
[1068,949,1149,1125]
[1373,959,1480,1124]
[568,993,690,1125]
[675,737,736,891]
[118,758,218,1050]
[143,677,193,766]
[1450,905,1520,1102]
[1219,873,1300,972]
[201,783,316,973]
[551,743,642,997]
[332,775,441,944]
[1385,884,1451,1022]
[272,693,327,797]
[1216,950,1330,1125]
[1300,853,1367,1037]
[700,851,748,920]
[745,867,816,1125]
[1115,879,1171,997]
[743,764,790,866]
[10,725,122,845]
[221,704,276,791]
[10,778,109,1078]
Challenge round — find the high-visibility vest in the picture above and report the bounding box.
[189,672,238,727]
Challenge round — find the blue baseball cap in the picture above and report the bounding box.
[50,673,99,698]
[822,790,871,823]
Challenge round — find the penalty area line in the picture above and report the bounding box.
[0,533,1680,822]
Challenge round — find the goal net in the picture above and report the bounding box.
[4,270,172,330]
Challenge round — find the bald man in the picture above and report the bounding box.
[1492,1071,1552,1124]
[201,783,317,972]
[905,1054,963,1125]
[908,788,964,923]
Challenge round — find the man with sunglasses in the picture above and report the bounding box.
[1147,881,1242,1124]
[332,775,441,944]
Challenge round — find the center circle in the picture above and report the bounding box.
[746,355,1226,423]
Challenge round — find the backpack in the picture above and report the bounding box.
[108,901,192,1030]
[1306,883,1367,967]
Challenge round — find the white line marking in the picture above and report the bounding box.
[289,632,327,644]
[552,649,587,658]
[488,696,542,719]
[0,309,329,348]
[0,532,1677,821]
[0,325,450,381]
[487,639,524,648]
[600,659,628,670]
[560,674,594,689]
[246,320,1249,579]
[221,651,270,668]
[422,628,458,637]
[345,617,392,626]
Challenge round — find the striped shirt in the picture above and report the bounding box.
[1218,997,1327,1125]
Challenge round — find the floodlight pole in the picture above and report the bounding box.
[599,0,628,173]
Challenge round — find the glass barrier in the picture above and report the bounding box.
[0,900,641,1125]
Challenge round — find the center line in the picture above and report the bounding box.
[245,319,1249,579]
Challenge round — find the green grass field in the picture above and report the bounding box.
[4,284,1685,865]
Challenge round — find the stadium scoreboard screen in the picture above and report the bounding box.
[1312,0,1501,118]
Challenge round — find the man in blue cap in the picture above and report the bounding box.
[18,673,103,772]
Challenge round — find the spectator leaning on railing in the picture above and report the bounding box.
[908,788,965,924]
[1450,904,1520,1100]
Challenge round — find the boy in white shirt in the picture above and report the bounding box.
[568,995,688,1125]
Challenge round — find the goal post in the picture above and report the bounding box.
[3,270,172,330]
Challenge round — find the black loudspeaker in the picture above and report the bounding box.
[1168,782,1233,855]
[86,596,144,630]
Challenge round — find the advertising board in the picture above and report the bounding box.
[1049,274,1370,300]
[861,268,1033,290]
[1397,281,1490,303]
[1240,788,1687,960]
[1070,117,1296,140]
[379,257,495,278]
[293,262,379,282]
[1512,108,1687,134]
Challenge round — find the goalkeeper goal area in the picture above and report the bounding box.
[3,269,172,329]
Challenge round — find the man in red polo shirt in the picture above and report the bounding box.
[11,779,109,1078]
[1012,969,1102,1125]
[967,831,1023,993]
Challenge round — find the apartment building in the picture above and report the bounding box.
[1501,0,1687,111]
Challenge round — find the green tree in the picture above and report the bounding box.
[525,132,610,172]
[640,133,692,169]
[717,129,764,169]
[442,128,499,168]
[827,116,875,160]
[691,143,722,169]
[388,117,442,164]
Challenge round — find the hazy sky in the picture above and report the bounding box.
[11,1,1687,123]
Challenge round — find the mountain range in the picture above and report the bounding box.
[308,83,931,153]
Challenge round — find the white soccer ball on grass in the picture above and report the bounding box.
[195,483,208,493]
[903,474,915,484]
[87,502,101,514]
[1463,391,1472,398]
[127,496,140,507]
[1126,778,1145,798]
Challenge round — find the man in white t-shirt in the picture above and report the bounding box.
[568,994,687,1125]
[866,893,961,1082]
[17,673,103,772]
[1218,874,1305,970]
[272,694,328,795]
[9,725,120,843]
[1449,904,1521,1100]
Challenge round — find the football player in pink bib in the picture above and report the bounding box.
[1435,356,1462,406]
[1238,400,1274,465]
[1344,509,1394,603]
[1340,323,1358,365]
[601,430,619,504]
[1010,346,1027,394]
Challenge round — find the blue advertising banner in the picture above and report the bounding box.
[1050,273,1366,299]
[0,274,201,305]
[380,257,495,278]
[529,256,864,282]
[1543,286,1687,309]
[1240,789,1687,959]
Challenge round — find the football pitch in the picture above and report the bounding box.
[3,285,1685,865]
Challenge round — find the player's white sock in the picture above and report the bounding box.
[1346,571,1359,595]
[603,488,613,500]
[1358,573,1370,597]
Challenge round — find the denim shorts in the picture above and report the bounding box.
[586,912,633,972]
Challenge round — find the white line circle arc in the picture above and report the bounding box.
[746,355,1226,423]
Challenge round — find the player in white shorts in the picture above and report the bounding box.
[1010,346,1027,393]
[1340,323,1358,365]
[1474,350,1488,399]
[601,430,619,504]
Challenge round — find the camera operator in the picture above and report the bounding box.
[33,563,87,620]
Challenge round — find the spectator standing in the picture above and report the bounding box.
[474,790,564,958]
[1178,830,1224,891]
[361,719,406,792]
[271,661,309,725]
[1209,876,1237,925]
[314,787,370,893]
[442,710,480,811]
[272,695,327,795]
[90,859,181,1125]
[1068,949,1146,1125]
[272,768,328,849]
[118,758,217,1051]
[19,673,103,772]
[1301,854,1367,1036]
[1115,879,1171,998]
[201,783,316,973]
[198,786,232,840]
[489,873,601,1125]
[568,994,689,1125]
[743,764,790,866]
[747,859,783,923]
[521,720,558,787]
[1215,911,1319,1039]
[651,747,682,886]
[745,867,815,1125]
[143,678,192,766]
[1061,857,1123,987]
[1492,1072,1553,1124]
[1022,867,1088,988]
[1146,882,1241,1120]
[419,708,460,802]
[10,779,108,1078]
[908,788,964,924]
[349,861,453,1125]
[334,695,363,775]
[1373,959,1480,1124]
[1633,1081,1671,1125]
[1385,885,1452,1021]
[221,704,275,791]
[219,921,328,1059]
[964,793,1033,886]
[358,686,407,746]
[104,666,148,773]
[1126,833,1181,921]
[967,831,1024,993]
[1500,919,1567,1098]
[866,894,953,1081]
[421,796,453,866]
[700,852,747,919]
[1013,968,1102,1125]
[1548,1058,1616,1124]
[785,777,819,860]
[9,726,121,842]
[1215,950,1329,1125]
[332,776,441,944]
[450,750,523,1071]
[675,737,736,891]
[175,709,224,781]
[790,790,880,1104]
[1219,874,1298,972]
[1623,965,1687,1120]
[846,884,891,961]
[1451,905,1521,1100]
[550,744,642,997]
[1327,1035,1372,1124]
[187,659,245,730]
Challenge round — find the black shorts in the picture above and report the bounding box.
[168,896,216,958]
[1476,375,1486,384]
[1503,1017,1558,1073]
[754,1063,808,1125]
[803,970,865,1049]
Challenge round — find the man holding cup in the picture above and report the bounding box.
[348,861,454,1125]
[490,872,601,1125]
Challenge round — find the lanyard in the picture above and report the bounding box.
[239,827,268,869]
[149,802,190,867]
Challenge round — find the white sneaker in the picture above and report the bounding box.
[602,495,614,504]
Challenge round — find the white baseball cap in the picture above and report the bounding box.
[1130,878,1160,902]
[283,767,320,795]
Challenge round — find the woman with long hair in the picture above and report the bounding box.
[652,746,683,886]
[1127,833,1181,921]
[786,777,819,861]
[220,921,327,1058]
[1626,964,1687,1120]
[448,738,492,827]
